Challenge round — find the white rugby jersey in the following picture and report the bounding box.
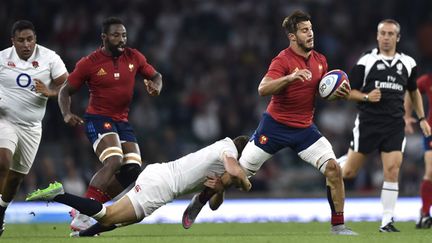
[0,44,67,126]
[165,137,238,197]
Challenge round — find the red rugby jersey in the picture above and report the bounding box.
[264,47,328,128]
[417,73,432,125]
[68,48,156,121]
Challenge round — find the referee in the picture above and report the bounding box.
[338,19,431,232]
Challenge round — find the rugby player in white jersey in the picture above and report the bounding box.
[0,20,68,236]
[26,136,251,237]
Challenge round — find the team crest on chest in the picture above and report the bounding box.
[128,64,134,72]
[32,61,39,68]
[396,63,403,75]
[259,135,268,145]
[114,72,120,80]
[97,68,107,76]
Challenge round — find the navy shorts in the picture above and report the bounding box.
[251,113,323,154]
[423,136,432,151]
[84,114,137,145]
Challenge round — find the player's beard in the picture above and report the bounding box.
[107,42,125,57]
[298,38,314,53]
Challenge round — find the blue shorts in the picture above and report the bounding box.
[84,114,137,145]
[423,136,432,151]
[250,113,323,154]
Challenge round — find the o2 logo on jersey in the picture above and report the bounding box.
[16,73,35,91]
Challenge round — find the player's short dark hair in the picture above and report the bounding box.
[11,20,35,37]
[378,19,401,35]
[233,135,250,157]
[282,10,311,34]
[102,17,124,34]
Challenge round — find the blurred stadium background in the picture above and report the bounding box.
[1,0,432,204]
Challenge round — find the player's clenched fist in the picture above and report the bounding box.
[144,79,162,96]
[63,113,84,126]
[288,69,312,82]
[34,78,52,97]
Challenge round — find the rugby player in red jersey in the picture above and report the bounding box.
[183,10,356,235]
[58,17,162,231]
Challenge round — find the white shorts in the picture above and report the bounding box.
[240,137,335,175]
[126,163,174,220]
[0,119,42,174]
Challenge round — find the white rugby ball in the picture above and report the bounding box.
[318,69,350,100]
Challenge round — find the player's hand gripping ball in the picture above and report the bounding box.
[318,69,351,100]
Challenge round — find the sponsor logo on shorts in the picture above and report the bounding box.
[259,135,268,145]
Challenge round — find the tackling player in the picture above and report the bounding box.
[57,17,163,230]
[0,20,68,236]
[26,136,252,237]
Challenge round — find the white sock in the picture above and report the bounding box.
[0,195,10,208]
[91,205,107,220]
[381,181,398,227]
[336,154,348,169]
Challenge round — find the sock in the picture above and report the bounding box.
[381,181,398,227]
[79,222,116,237]
[0,196,10,208]
[326,186,344,225]
[420,179,432,216]
[198,187,214,204]
[331,212,344,226]
[85,186,111,203]
[54,193,104,217]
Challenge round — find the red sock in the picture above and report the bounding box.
[420,180,432,216]
[84,185,111,203]
[331,212,344,226]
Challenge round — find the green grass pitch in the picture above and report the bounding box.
[1,222,431,243]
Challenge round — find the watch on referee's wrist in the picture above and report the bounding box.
[363,94,369,102]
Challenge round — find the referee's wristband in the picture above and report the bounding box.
[418,117,426,122]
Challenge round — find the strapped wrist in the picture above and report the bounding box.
[418,117,426,123]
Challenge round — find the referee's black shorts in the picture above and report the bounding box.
[349,115,405,154]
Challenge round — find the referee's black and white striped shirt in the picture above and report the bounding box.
[350,48,417,119]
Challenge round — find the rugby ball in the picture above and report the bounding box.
[318,69,350,100]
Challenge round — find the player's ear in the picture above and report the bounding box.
[101,33,107,41]
[288,33,296,42]
[396,33,400,42]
